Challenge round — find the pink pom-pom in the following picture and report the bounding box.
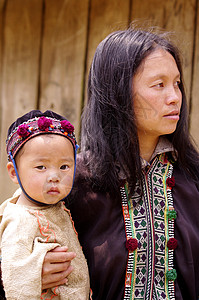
[61,120,74,134]
[38,117,52,131]
[17,124,30,138]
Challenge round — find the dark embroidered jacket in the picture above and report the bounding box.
[68,155,199,300]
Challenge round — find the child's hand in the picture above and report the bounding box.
[42,246,76,290]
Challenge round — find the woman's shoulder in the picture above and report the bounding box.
[173,163,199,217]
[173,162,199,190]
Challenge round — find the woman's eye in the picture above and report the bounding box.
[151,82,164,88]
[174,80,181,87]
[156,82,164,88]
[36,165,46,170]
[60,165,69,170]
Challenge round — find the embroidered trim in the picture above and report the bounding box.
[121,154,177,300]
[32,210,56,243]
[7,116,78,161]
[164,167,177,300]
[121,185,137,299]
[30,210,58,299]
[63,204,79,237]
[41,287,58,299]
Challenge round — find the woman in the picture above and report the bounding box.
[34,27,199,299]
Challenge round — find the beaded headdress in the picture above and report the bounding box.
[6,110,78,161]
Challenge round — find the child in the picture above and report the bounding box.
[0,110,90,300]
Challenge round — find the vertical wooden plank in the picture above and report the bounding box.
[0,0,5,137]
[0,0,43,202]
[86,0,130,87]
[39,0,89,136]
[130,0,196,105]
[190,1,199,147]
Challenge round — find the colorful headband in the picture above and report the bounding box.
[6,116,78,161]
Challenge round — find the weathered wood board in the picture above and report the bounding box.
[85,0,130,104]
[0,0,43,200]
[0,0,5,140]
[190,0,199,147]
[39,0,89,137]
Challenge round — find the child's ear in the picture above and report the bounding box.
[7,162,19,184]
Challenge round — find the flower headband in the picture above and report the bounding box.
[6,115,78,161]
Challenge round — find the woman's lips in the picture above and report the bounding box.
[163,111,180,120]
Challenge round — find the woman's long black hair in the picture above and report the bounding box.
[81,26,199,196]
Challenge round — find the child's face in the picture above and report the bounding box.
[15,134,75,205]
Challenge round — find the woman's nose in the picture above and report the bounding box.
[166,85,181,105]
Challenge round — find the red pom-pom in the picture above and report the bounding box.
[166,176,175,188]
[167,238,178,250]
[61,120,74,134]
[17,124,30,138]
[38,116,52,131]
[126,238,138,251]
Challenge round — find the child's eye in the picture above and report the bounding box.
[60,165,69,170]
[36,165,46,170]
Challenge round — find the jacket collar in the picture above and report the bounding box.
[141,137,176,169]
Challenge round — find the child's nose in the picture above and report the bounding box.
[47,172,60,182]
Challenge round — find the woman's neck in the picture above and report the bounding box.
[139,135,159,162]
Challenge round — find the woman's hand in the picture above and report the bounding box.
[42,246,76,290]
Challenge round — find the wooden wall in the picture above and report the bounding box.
[0,0,199,201]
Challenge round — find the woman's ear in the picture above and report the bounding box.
[7,162,19,184]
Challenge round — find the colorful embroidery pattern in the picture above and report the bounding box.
[32,210,56,243]
[120,154,177,300]
[121,185,137,299]
[31,210,58,299]
[40,287,58,299]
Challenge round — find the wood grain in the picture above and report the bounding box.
[131,0,196,104]
[190,0,199,147]
[0,0,43,200]
[0,0,5,138]
[39,0,89,137]
[85,0,130,104]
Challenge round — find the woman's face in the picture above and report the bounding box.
[132,48,182,143]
